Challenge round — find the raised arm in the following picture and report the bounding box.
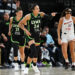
[40,12,56,20]
[18,14,31,36]
[57,18,63,45]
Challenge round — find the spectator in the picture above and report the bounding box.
[40,30,47,47]
[45,27,54,46]
[1,0,8,9]
[0,35,5,67]
[0,35,5,48]
[40,30,51,67]
[16,0,20,9]
[44,26,55,48]
[0,12,12,67]
[50,22,59,46]
[44,26,63,67]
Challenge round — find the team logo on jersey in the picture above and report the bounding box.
[31,20,41,25]
[64,21,72,25]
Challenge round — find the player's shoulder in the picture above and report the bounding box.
[72,16,75,19]
[26,13,31,17]
[59,17,64,21]
[24,13,31,20]
[10,17,13,20]
[10,17,14,22]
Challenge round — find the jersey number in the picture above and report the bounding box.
[34,24,39,29]
[16,27,19,32]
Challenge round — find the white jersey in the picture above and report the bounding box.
[62,16,74,34]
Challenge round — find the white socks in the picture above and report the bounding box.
[65,59,69,63]
[72,62,75,66]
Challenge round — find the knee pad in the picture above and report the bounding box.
[29,44,37,58]
[34,46,39,58]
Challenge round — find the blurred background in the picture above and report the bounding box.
[0,0,75,28]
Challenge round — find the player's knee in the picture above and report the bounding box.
[29,44,36,58]
[34,48,38,58]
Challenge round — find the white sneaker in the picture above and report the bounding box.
[32,64,40,73]
[21,64,25,71]
[24,68,29,74]
[13,63,19,71]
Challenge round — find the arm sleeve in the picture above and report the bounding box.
[43,14,54,20]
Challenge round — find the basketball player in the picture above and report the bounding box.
[8,8,25,71]
[58,8,75,70]
[18,4,56,74]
